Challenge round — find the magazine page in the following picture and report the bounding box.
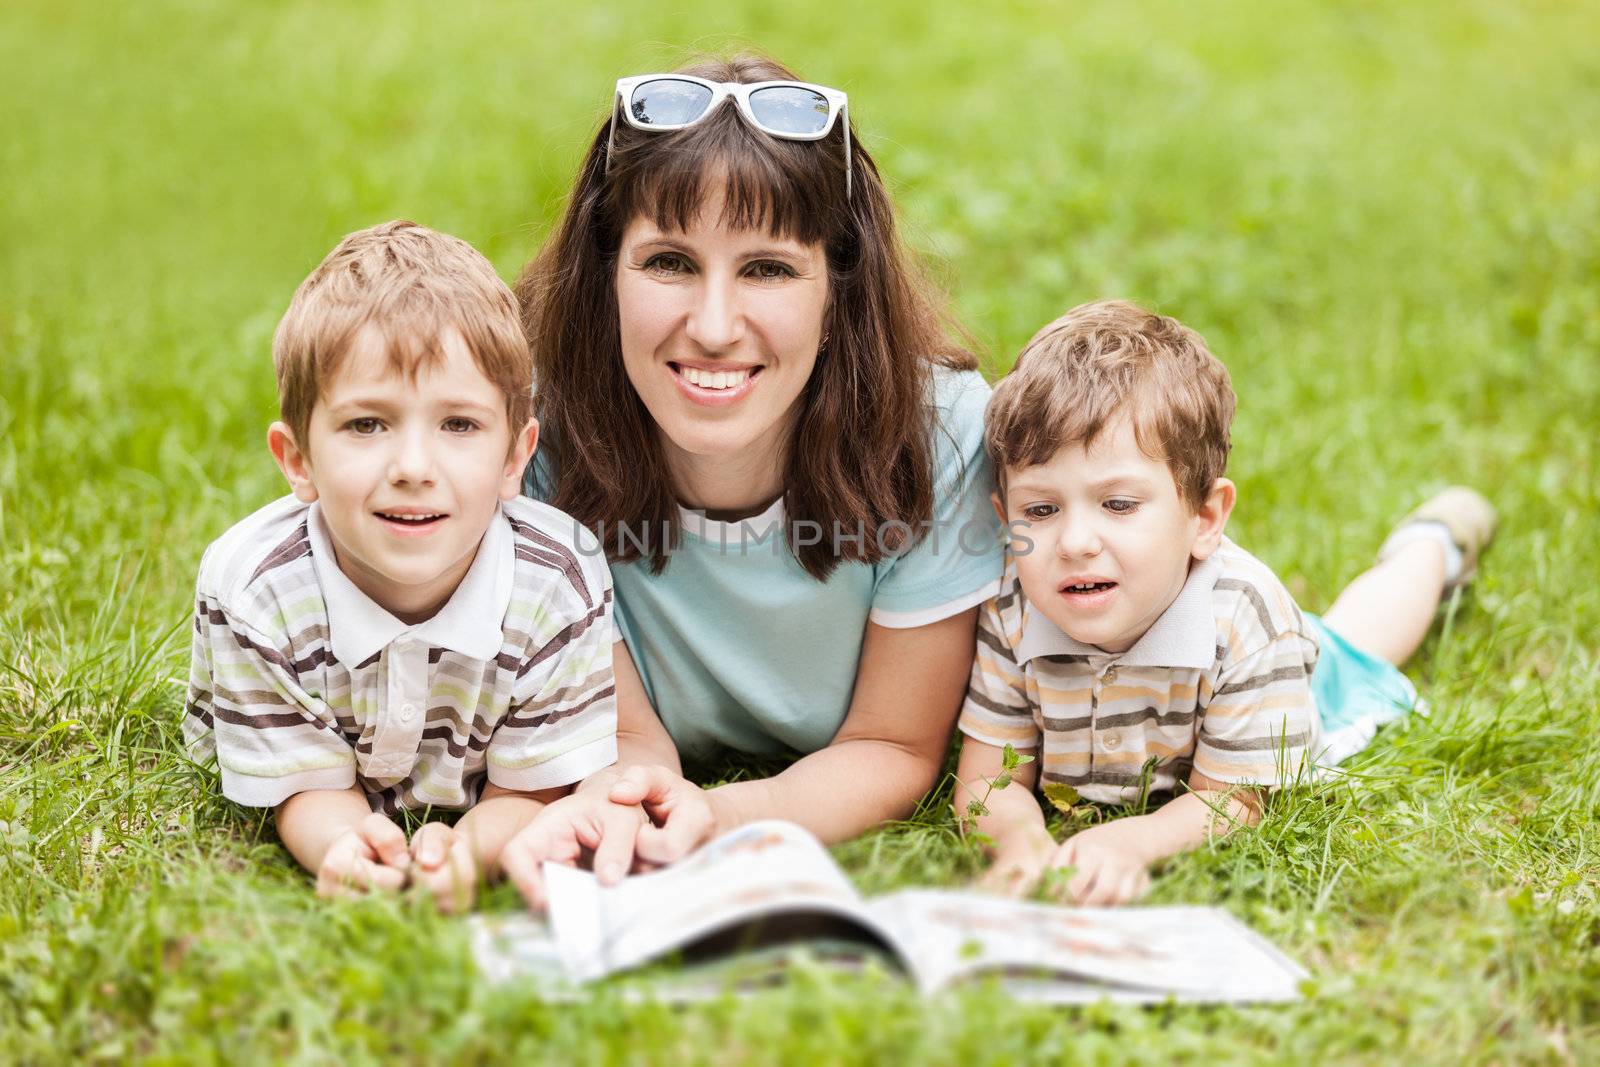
[865,890,1307,1003]
[544,820,906,983]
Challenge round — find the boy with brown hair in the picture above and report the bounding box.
[955,300,1495,904]
[185,221,620,909]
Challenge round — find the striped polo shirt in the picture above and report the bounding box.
[958,537,1320,805]
[183,494,617,814]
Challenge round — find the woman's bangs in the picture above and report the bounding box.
[614,115,839,245]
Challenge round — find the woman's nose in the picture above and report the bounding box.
[684,273,745,352]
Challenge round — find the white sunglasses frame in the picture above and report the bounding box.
[606,75,853,198]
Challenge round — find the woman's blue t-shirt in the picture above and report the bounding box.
[527,366,1004,762]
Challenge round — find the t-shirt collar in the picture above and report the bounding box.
[1014,552,1224,669]
[307,502,514,667]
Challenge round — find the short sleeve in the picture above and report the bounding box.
[957,593,1041,749]
[487,555,619,790]
[188,588,356,807]
[870,369,1005,628]
[1193,632,1319,788]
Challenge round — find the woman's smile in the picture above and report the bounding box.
[668,360,765,407]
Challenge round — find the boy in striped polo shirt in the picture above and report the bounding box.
[955,300,1495,905]
[185,221,622,910]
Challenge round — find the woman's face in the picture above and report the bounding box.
[614,197,829,478]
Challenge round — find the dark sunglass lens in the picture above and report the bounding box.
[629,79,713,126]
[748,86,831,135]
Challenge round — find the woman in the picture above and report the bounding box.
[498,54,1003,902]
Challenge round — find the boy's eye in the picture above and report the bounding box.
[442,417,478,434]
[346,418,382,435]
[644,252,691,275]
[1022,503,1058,522]
[748,260,796,281]
[1104,498,1140,514]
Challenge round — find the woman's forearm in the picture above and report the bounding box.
[706,735,942,843]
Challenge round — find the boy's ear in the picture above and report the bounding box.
[499,418,539,501]
[1191,477,1236,561]
[268,422,319,504]
[990,490,1008,525]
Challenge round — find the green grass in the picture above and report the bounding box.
[3,0,1598,1061]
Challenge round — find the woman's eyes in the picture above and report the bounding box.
[644,252,690,275]
[747,260,796,280]
[640,254,796,280]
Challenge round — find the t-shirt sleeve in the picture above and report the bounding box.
[188,584,357,807]
[869,369,1006,629]
[1193,631,1319,788]
[487,551,619,790]
[957,592,1041,750]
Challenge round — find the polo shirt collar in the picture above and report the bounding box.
[1014,552,1224,669]
[307,503,514,667]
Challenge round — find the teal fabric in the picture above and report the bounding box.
[1307,613,1417,734]
[526,367,1004,762]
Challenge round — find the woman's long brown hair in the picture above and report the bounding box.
[515,53,975,579]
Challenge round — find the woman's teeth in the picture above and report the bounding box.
[678,366,753,390]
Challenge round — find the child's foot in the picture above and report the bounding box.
[1378,487,1498,594]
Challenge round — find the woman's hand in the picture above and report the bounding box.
[497,789,650,912]
[606,766,719,866]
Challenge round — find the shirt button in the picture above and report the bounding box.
[1103,732,1121,751]
[400,703,418,725]
[1103,668,1118,684]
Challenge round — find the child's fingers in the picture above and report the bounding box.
[318,850,406,899]
[358,812,410,869]
[410,822,455,870]
[411,846,476,914]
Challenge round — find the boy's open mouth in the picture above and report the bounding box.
[375,511,447,529]
[1061,580,1117,595]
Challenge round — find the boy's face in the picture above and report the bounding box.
[996,417,1233,654]
[269,327,537,623]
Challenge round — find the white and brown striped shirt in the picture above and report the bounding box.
[959,537,1320,805]
[184,495,616,814]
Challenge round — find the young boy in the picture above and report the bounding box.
[955,300,1495,905]
[184,221,618,910]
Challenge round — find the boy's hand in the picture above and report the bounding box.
[1046,822,1153,906]
[978,823,1058,897]
[316,813,410,899]
[407,823,478,914]
[499,790,651,912]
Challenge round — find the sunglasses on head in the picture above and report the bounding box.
[606,74,853,198]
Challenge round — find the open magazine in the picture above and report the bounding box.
[471,820,1307,1003]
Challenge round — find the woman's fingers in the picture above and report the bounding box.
[633,793,716,866]
[606,765,681,809]
[590,804,644,885]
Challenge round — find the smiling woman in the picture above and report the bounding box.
[500,53,1004,898]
